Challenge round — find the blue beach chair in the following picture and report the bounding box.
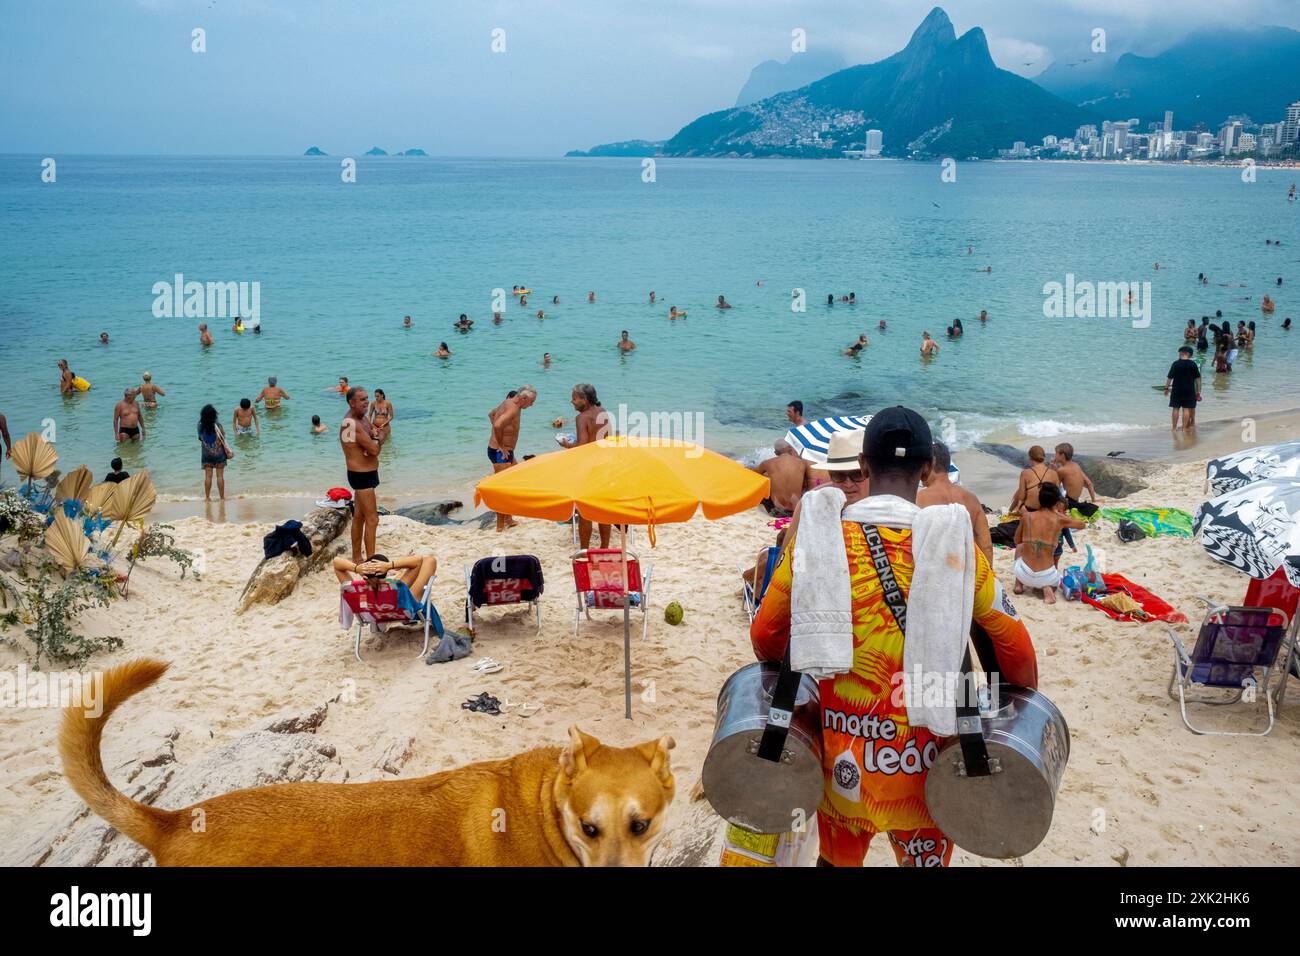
[739,546,782,622]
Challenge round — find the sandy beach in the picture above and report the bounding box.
[2,455,1297,867]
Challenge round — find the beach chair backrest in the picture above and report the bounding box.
[1190,606,1288,686]
[469,555,543,607]
[341,580,415,625]
[574,549,642,608]
[754,546,782,608]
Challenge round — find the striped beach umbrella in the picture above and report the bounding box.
[782,416,872,464]
[1206,441,1300,497]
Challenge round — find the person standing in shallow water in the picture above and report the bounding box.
[198,404,231,500]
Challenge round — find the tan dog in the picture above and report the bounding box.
[61,659,676,866]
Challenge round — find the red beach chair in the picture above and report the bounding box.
[571,548,652,640]
[339,577,441,663]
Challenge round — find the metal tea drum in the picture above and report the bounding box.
[925,686,1070,859]
[702,661,823,834]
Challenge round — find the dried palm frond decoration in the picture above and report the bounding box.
[11,433,58,494]
[55,464,94,503]
[45,513,91,573]
[83,482,117,517]
[107,472,157,547]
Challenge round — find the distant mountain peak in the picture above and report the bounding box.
[949,26,995,72]
[904,6,957,55]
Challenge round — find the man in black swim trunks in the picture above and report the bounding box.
[340,386,385,562]
[1164,345,1202,430]
[113,388,145,443]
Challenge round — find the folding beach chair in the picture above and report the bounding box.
[571,548,652,640]
[739,546,782,622]
[464,555,544,633]
[339,576,442,663]
[1166,599,1296,736]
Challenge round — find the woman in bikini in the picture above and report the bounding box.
[1009,445,1059,512]
[368,388,394,440]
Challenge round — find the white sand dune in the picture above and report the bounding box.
[1,459,1297,866]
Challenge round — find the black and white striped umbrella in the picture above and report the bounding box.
[1194,478,1300,586]
[1206,441,1300,496]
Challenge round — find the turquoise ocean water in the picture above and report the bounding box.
[1,155,1297,500]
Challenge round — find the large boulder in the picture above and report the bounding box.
[974,443,1159,499]
[236,506,350,613]
[393,500,464,526]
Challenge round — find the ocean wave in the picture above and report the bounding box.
[1015,419,1143,438]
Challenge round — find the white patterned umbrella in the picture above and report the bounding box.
[1194,478,1300,586]
[1206,441,1300,496]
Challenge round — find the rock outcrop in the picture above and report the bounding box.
[974,443,1159,498]
[393,500,464,526]
[236,506,350,613]
[7,706,346,867]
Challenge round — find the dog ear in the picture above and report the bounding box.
[560,726,598,778]
[635,734,676,784]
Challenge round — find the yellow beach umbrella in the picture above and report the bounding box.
[11,432,58,494]
[45,513,90,573]
[55,465,94,504]
[475,436,770,717]
[106,472,157,547]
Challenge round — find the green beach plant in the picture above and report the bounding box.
[0,563,122,670]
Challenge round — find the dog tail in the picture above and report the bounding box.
[59,658,178,853]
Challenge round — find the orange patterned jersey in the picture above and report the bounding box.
[751,522,1037,835]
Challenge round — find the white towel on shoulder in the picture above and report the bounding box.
[791,491,975,736]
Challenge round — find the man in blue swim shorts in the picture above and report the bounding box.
[487,386,536,532]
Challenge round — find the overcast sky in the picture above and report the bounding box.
[4,0,1298,156]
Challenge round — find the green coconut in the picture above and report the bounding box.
[664,601,684,626]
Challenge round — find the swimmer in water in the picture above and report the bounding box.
[542,352,551,368]
[536,310,545,319]
[233,316,244,333]
[368,388,394,440]
[921,331,940,357]
[403,315,412,328]
[519,295,527,307]
[552,295,559,305]
[199,323,214,346]
[311,415,327,434]
[232,397,259,437]
[649,291,656,304]
[978,309,988,323]
[843,334,869,356]
[1262,295,1276,313]
[436,342,452,358]
[333,377,349,394]
[669,306,684,320]
[878,319,887,331]
[454,314,474,331]
[139,372,166,408]
[587,291,596,303]
[255,376,290,409]
[716,295,732,309]
[493,312,502,324]
[99,332,110,345]
[618,330,636,352]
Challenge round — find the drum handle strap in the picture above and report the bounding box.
[861,524,992,778]
[757,643,802,763]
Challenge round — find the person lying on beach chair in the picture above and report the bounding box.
[335,553,441,662]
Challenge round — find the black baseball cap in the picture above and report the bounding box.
[864,406,933,464]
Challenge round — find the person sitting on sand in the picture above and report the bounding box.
[255,376,291,409]
[368,388,394,440]
[436,342,451,357]
[743,527,788,595]
[844,334,869,356]
[104,457,130,484]
[454,314,474,331]
[1009,445,1059,512]
[918,440,992,563]
[1052,443,1098,515]
[920,331,940,357]
[311,415,327,434]
[618,330,636,352]
[752,440,811,517]
[333,553,438,603]
[198,323,214,347]
[1014,483,1084,605]
[139,372,166,408]
[716,295,732,309]
[113,388,145,443]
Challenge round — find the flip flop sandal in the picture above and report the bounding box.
[470,657,497,670]
[517,703,542,718]
[474,661,504,674]
[461,692,502,715]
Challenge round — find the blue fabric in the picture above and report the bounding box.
[393,581,444,637]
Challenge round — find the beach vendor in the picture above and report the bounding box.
[751,408,1038,867]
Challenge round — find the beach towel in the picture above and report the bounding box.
[791,489,974,735]
[1081,573,1187,624]
[1099,507,1193,538]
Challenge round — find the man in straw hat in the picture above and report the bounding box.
[752,407,1038,867]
